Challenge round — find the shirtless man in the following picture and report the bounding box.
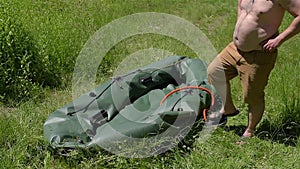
[207,0,300,140]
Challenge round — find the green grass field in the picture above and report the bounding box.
[0,0,299,168]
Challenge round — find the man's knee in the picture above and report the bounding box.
[207,58,226,83]
[207,63,216,83]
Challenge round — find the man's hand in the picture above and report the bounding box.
[263,37,282,52]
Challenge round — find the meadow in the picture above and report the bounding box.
[0,0,299,168]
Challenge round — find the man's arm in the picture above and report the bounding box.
[263,0,300,51]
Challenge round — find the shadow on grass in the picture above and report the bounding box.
[256,119,300,147]
[225,125,247,137]
[226,113,300,147]
[257,101,300,146]
[225,94,300,146]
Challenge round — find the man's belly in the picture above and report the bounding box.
[233,15,276,52]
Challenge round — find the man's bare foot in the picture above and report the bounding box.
[236,129,255,145]
[236,135,251,145]
[218,108,238,115]
[242,128,255,138]
[209,109,240,119]
[208,109,240,126]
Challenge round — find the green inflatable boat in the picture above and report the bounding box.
[44,56,219,157]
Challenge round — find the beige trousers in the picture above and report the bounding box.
[207,42,277,114]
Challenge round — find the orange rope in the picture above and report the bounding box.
[160,86,214,122]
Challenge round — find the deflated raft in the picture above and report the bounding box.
[44,56,218,155]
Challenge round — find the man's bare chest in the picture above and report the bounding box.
[240,0,276,15]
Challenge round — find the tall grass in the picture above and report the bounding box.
[0,2,58,104]
[0,0,299,168]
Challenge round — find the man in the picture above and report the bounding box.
[207,0,300,141]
